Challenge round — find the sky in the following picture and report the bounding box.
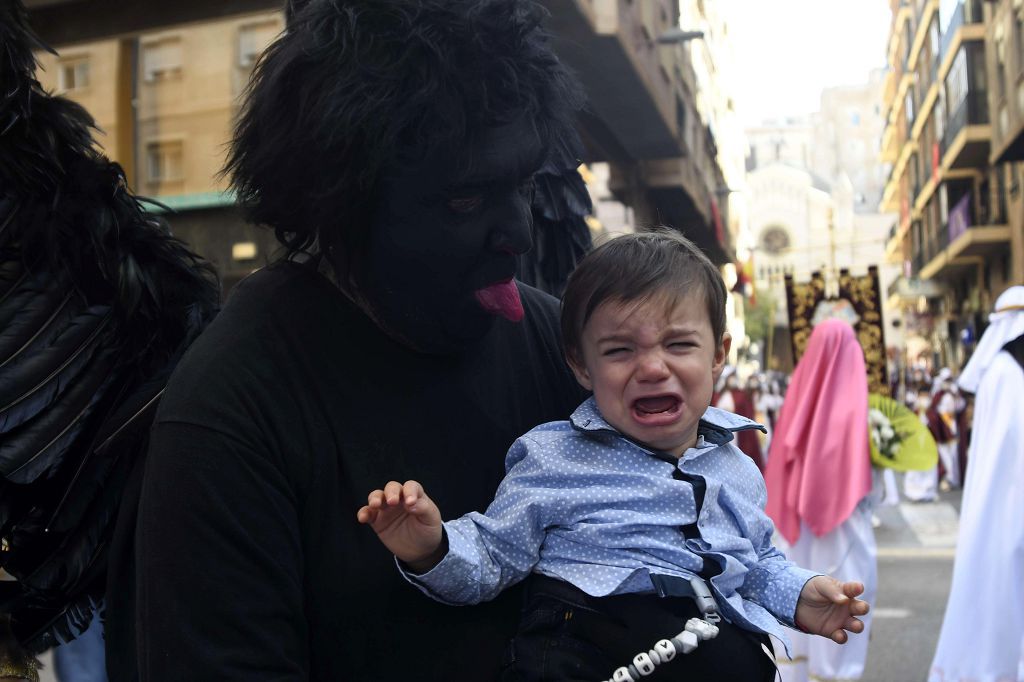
[723,0,893,126]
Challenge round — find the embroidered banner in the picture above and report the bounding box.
[785,267,890,396]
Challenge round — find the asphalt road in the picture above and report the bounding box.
[860,483,962,682]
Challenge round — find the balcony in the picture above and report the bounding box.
[887,274,948,302]
[907,0,939,71]
[29,0,281,45]
[546,1,686,162]
[916,187,1011,280]
[940,88,990,170]
[939,0,984,63]
[993,70,1024,163]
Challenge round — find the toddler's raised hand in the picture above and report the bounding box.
[795,576,870,644]
[356,480,446,573]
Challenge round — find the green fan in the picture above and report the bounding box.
[867,393,939,471]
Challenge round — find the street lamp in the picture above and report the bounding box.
[656,28,705,44]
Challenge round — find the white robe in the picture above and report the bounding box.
[774,499,877,682]
[904,402,939,501]
[935,392,961,487]
[929,351,1024,682]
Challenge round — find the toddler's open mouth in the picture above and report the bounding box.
[631,395,682,424]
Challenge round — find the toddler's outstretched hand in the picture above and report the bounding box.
[356,480,446,573]
[794,576,870,644]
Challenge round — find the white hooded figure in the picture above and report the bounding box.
[929,286,1024,682]
[933,375,960,489]
[903,387,940,503]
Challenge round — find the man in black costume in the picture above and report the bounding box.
[136,1,587,680]
[0,1,219,679]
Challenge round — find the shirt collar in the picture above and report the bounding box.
[569,397,765,448]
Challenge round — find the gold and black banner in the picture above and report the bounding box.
[785,267,889,396]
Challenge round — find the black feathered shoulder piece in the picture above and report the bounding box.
[518,129,593,298]
[0,0,220,654]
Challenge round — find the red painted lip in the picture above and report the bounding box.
[630,394,683,427]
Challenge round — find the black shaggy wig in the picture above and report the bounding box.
[225,0,584,258]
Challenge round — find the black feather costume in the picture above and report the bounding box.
[518,132,593,298]
[0,0,219,669]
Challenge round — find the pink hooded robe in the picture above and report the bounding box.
[764,319,873,545]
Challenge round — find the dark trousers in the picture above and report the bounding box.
[501,575,776,682]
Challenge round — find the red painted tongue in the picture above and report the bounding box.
[635,397,677,414]
[474,280,524,322]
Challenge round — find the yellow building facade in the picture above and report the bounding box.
[34,11,285,291]
[36,12,283,200]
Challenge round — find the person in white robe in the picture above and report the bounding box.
[929,285,1024,682]
[903,390,939,502]
[933,378,961,489]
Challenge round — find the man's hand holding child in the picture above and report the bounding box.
[795,576,870,643]
[357,480,447,574]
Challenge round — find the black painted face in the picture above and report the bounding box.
[353,117,544,353]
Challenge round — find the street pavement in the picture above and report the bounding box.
[861,482,962,682]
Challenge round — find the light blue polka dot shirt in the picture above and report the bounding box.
[404,397,819,649]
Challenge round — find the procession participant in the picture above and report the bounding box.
[134,1,589,680]
[0,2,218,680]
[927,372,961,490]
[929,285,1024,682]
[765,320,877,682]
[903,384,939,503]
[360,232,870,682]
[713,368,765,471]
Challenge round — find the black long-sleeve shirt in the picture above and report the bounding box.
[135,262,585,681]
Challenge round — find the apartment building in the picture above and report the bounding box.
[986,0,1024,285]
[32,4,285,291]
[32,0,734,293]
[881,0,1022,370]
[546,0,733,263]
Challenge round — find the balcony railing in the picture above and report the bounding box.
[939,0,983,62]
[940,88,989,155]
[910,183,1007,274]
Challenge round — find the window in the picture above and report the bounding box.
[142,37,183,82]
[1017,82,1024,126]
[995,21,1006,106]
[759,226,791,255]
[902,21,912,66]
[146,141,184,183]
[939,182,949,226]
[945,49,969,113]
[58,58,89,92]
[238,21,279,69]
[1016,2,1024,77]
[939,0,959,34]
[232,242,257,261]
[929,18,940,63]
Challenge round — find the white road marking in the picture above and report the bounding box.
[896,502,960,547]
[872,607,913,618]
[877,546,957,558]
